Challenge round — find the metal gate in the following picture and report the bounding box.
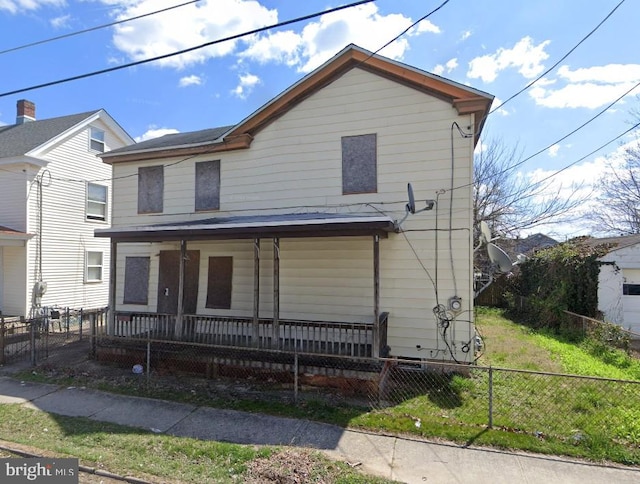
[1,308,106,366]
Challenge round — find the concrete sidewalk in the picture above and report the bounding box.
[0,376,638,484]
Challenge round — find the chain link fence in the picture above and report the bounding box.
[369,358,640,449]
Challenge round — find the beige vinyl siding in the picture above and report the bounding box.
[111,67,477,361]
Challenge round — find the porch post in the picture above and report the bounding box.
[253,238,260,347]
[175,239,186,340]
[373,234,380,358]
[273,237,280,349]
[108,239,117,336]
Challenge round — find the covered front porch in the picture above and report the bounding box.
[97,213,397,360]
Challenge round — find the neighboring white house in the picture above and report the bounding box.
[0,100,134,318]
[97,44,493,362]
[596,235,640,335]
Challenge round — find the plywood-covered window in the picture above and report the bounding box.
[206,256,233,309]
[123,257,150,305]
[195,160,220,211]
[138,165,164,213]
[342,133,377,194]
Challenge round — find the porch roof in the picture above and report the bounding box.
[95,212,398,242]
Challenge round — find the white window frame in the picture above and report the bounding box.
[86,182,108,222]
[89,127,105,153]
[86,251,104,283]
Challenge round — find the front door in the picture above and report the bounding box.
[157,250,200,314]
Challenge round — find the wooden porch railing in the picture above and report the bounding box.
[112,311,389,358]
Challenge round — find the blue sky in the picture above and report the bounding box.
[0,0,638,237]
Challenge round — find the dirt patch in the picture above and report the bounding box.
[243,448,346,484]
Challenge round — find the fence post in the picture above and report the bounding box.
[0,316,5,366]
[79,308,84,341]
[30,318,37,367]
[488,366,494,428]
[294,351,299,404]
[65,307,70,337]
[90,313,96,358]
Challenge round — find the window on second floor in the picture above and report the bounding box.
[89,127,105,153]
[86,251,103,283]
[195,160,221,211]
[342,133,377,194]
[138,165,164,214]
[87,183,108,221]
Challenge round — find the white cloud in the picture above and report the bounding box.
[548,144,560,157]
[445,58,458,72]
[50,13,70,28]
[0,0,64,14]
[239,3,440,73]
[529,64,640,109]
[135,127,180,142]
[232,72,260,99]
[490,97,509,116]
[178,75,202,87]
[467,36,550,83]
[433,58,457,76]
[107,0,277,69]
[460,30,472,41]
[520,141,640,238]
[96,1,440,74]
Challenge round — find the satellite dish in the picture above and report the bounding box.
[407,183,416,214]
[480,221,492,245]
[487,243,513,273]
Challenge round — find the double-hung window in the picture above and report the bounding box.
[90,127,105,153]
[87,183,108,221]
[86,251,103,282]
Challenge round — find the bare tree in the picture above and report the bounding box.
[589,142,640,235]
[474,137,588,239]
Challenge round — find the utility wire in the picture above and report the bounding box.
[0,0,201,56]
[489,0,626,115]
[0,0,374,99]
[456,77,640,193]
[533,120,640,186]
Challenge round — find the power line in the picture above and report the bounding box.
[488,0,626,115]
[0,0,201,56]
[534,120,640,186]
[0,0,374,99]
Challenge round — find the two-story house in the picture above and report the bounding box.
[97,44,493,365]
[0,100,134,318]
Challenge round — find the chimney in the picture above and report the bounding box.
[16,99,36,124]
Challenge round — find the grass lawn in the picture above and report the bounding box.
[0,404,395,483]
[7,306,640,470]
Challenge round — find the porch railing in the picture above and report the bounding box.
[112,311,388,358]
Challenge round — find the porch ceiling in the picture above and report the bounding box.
[95,212,397,242]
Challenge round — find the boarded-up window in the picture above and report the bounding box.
[138,166,164,213]
[342,133,377,194]
[206,257,233,309]
[195,160,220,211]
[123,257,150,304]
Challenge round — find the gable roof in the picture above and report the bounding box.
[577,234,640,254]
[0,109,133,161]
[0,111,99,158]
[101,44,493,164]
